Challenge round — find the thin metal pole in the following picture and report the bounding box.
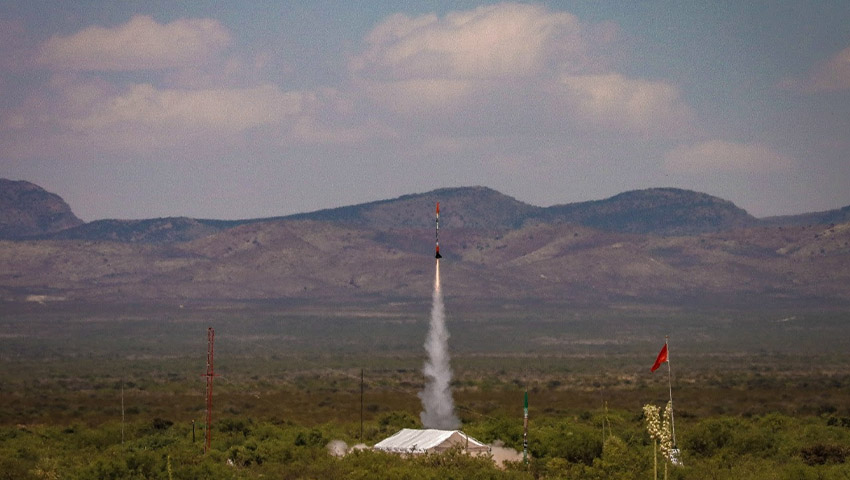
[602,400,609,446]
[665,336,676,446]
[121,378,125,445]
[204,327,215,453]
[360,369,364,443]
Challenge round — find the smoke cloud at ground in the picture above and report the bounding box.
[327,440,367,457]
[418,260,460,430]
[490,441,524,468]
[327,440,348,457]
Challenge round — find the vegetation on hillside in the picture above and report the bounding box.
[3,398,850,479]
[2,304,850,478]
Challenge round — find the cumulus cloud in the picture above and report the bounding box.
[554,73,694,135]
[355,78,477,117]
[0,77,309,157]
[349,2,587,115]
[38,15,231,71]
[349,2,692,137]
[351,3,584,80]
[779,45,850,93]
[663,140,794,173]
[802,46,850,92]
[4,5,701,164]
[286,88,397,144]
[69,83,302,131]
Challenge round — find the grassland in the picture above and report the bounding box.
[2,300,850,478]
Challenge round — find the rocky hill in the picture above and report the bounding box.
[48,217,224,244]
[288,186,539,230]
[1,179,849,307]
[761,205,850,227]
[2,216,849,306]
[541,188,757,235]
[8,180,845,242]
[0,179,83,239]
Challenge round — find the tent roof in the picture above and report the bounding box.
[373,428,490,454]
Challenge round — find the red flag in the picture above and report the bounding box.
[651,343,668,372]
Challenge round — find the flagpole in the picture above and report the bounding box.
[665,335,676,446]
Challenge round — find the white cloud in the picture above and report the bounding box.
[349,3,692,137]
[554,73,694,135]
[779,45,850,93]
[352,4,583,81]
[803,46,850,93]
[349,2,588,114]
[71,83,302,131]
[1,74,402,159]
[0,79,308,157]
[285,88,397,144]
[355,78,477,116]
[38,15,231,71]
[663,140,794,173]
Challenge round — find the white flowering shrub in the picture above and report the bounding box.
[644,402,674,463]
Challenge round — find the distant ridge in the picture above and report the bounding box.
[541,188,757,235]
[0,179,83,239]
[2,180,850,305]
[288,186,538,230]
[286,186,771,236]
[761,205,850,227]
[2,178,849,242]
[46,217,222,244]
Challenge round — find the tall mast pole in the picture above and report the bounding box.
[204,327,215,453]
[121,378,125,445]
[665,335,676,446]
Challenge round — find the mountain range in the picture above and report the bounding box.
[1,179,849,307]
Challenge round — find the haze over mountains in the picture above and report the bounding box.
[1,179,849,307]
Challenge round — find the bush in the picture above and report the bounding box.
[800,443,848,466]
[218,417,252,436]
[378,411,418,430]
[151,417,173,431]
[531,422,602,466]
[683,418,735,457]
[294,428,326,447]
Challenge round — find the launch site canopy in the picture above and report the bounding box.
[373,428,490,454]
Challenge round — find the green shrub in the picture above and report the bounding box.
[800,443,848,466]
[531,422,602,465]
[294,428,326,447]
[683,418,736,457]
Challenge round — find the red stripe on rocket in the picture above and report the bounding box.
[435,202,442,259]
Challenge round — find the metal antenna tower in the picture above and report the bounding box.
[203,327,216,453]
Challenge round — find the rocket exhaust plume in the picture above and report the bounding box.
[419,258,460,429]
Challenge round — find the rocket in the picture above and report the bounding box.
[435,202,442,259]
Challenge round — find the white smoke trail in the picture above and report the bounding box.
[419,260,460,430]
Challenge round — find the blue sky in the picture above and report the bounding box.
[1,1,848,221]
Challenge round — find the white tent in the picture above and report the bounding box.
[374,428,490,455]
